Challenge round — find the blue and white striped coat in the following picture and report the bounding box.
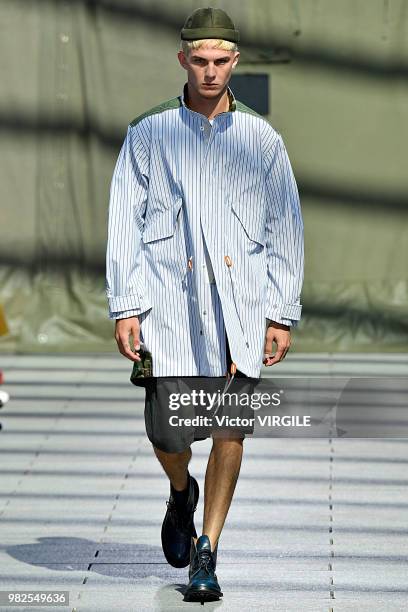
[105,84,304,378]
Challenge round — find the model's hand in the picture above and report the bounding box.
[263,321,291,366]
[115,316,142,362]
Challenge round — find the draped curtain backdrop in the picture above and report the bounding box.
[1,0,407,353]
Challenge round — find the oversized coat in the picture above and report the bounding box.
[105,84,304,378]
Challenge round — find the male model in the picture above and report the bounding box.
[105,7,304,604]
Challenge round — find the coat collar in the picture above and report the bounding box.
[180,82,236,114]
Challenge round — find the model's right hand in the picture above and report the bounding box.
[115,316,142,362]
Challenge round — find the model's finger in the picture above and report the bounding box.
[263,334,275,356]
[131,325,141,350]
[118,335,141,362]
[264,346,286,366]
[282,345,291,360]
[263,352,275,366]
[263,355,275,367]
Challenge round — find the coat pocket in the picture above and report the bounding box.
[230,198,266,248]
[142,196,183,244]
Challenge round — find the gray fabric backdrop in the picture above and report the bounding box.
[1,0,407,353]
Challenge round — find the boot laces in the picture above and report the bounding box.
[193,550,213,576]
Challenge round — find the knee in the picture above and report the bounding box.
[211,435,244,452]
[153,444,192,466]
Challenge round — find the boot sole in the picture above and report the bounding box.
[183,586,223,603]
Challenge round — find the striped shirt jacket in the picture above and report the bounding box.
[105,84,304,378]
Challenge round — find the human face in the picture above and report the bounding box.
[178,45,239,100]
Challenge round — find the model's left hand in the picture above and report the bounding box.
[263,321,291,366]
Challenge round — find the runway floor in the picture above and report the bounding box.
[0,352,407,611]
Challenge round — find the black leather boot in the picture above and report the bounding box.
[161,474,199,568]
[183,535,223,602]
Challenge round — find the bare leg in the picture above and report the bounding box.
[202,436,243,551]
[153,445,191,491]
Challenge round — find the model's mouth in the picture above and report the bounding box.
[202,83,217,87]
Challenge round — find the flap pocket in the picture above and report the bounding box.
[142,196,183,244]
[230,198,266,247]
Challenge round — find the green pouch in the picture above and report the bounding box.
[130,344,153,387]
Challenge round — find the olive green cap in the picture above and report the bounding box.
[181,7,240,43]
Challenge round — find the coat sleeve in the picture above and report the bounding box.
[105,122,152,320]
[263,131,304,327]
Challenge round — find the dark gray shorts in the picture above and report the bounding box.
[144,334,258,453]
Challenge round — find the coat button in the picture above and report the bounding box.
[187,257,193,270]
[224,255,232,267]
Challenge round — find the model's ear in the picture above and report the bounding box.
[232,52,240,69]
[177,50,188,70]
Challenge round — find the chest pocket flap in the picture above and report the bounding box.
[230,197,266,248]
[142,196,183,244]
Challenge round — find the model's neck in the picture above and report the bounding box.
[185,83,230,120]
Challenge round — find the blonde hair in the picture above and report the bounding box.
[181,38,238,55]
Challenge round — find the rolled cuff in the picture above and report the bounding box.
[108,293,152,320]
[265,303,302,326]
[109,309,145,321]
